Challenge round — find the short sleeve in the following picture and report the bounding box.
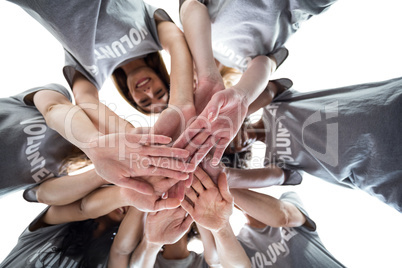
[12,83,72,106]
[279,191,317,231]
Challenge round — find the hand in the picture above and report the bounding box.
[152,104,196,141]
[174,88,248,166]
[120,187,181,212]
[194,76,225,115]
[199,154,227,185]
[145,207,194,245]
[181,168,233,232]
[86,133,195,195]
[140,176,181,196]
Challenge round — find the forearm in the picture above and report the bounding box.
[79,186,128,219]
[180,0,220,80]
[233,55,276,107]
[226,165,285,189]
[129,238,161,268]
[36,168,107,205]
[42,187,126,225]
[158,22,194,106]
[197,224,220,266]
[108,207,145,268]
[72,71,134,134]
[211,222,251,268]
[75,96,134,134]
[231,189,306,228]
[247,84,275,115]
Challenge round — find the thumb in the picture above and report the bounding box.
[204,94,225,123]
[218,172,233,203]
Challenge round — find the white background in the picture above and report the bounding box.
[0,0,402,267]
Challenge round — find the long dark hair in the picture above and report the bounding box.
[39,219,119,268]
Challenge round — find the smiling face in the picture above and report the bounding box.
[127,66,169,113]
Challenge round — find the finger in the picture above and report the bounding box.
[126,134,172,145]
[185,174,193,188]
[188,136,215,167]
[142,167,189,181]
[185,187,198,202]
[141,146,190,160]
[194,167,216,189]
[168,181,186,201]
[154,197,181,211]
[203,94,225,123]
[181,197,195,215]
[118,177,154,195]
[180,215,194,232]
[211,138,230,166]
[218,173,233,203]
[147,156,195,173]
[173,117,209,149]
[191,174,206,194]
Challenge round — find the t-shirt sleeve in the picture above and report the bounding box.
[279,191,317,231]
[13,83,72,106]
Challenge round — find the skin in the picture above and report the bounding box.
[122,60,169,114]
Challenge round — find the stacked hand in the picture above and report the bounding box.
[145,207,194,245]
[181,167,233,232]
[174,88,248,167]
[86,132,195,195]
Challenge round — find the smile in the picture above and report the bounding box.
[136,77,151,88]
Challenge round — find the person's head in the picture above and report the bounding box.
[112,52,170,115]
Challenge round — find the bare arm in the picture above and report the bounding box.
[71,71,134,134]
[157,20,194,107]
[41,185,181,225]
[33,88,194,194]
[108,207,145,268]
[180,0,225,113]
[231,189,306,228]
[180,0,221,82]
[129,237,161,268]
[181,170,251,267]
[226,164,285,188]
[200,155,285,188]
[35,168,107,205]
[196,224,220,266]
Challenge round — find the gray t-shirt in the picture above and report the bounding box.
[202,0,336,71]
[8,0,171,90]
[0,84,75,196]
[263,77,402,212]
[154,251,208,268]
[237,192,345,268]
[0,208,108,268]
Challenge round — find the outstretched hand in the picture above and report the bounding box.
[194,76,225,115]
[181,168,233,232]
[86,133,194,195]
[145,207,194,245]
[120,186,181,213]
[174,88,248,167]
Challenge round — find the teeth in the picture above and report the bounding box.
[137,78,150,87]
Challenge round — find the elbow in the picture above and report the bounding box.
[180,0,206,20]
[36,187,60,206]
[274,205,292,228]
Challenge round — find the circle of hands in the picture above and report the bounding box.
[91,76,247,241]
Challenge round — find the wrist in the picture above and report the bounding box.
[211,221,232,237]
[144,235,163,251]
